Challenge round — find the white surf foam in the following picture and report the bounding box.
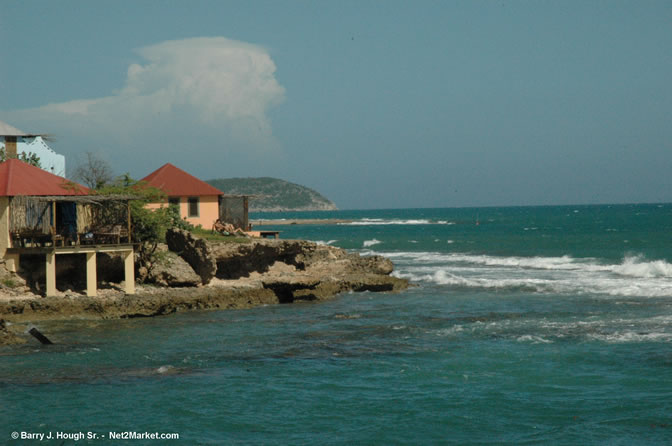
[612,255,672,278]
[586,331,672,343]
[315,240,338,246]
[343,218,453,225]
[384,251,672,298]
[363,239,382,248]
[516,335,553,344]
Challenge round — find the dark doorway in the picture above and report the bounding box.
[56,202,77,240]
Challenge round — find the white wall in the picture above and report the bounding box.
[0,135,66,177]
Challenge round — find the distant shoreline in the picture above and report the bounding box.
[252,219,353,226]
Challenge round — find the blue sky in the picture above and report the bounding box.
[1,1,671,209]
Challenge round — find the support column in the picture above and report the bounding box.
[86,252,97,297]
[46,252,56,296]
[5,253,20,272]
[123,249,135,295]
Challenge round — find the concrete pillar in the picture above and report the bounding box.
[5,253,19,272]
[46,252,56,296]
[86,252,97,297]
[123,249,135,294]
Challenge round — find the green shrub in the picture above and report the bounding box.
[191,227,251,243]
[1,278,17,288]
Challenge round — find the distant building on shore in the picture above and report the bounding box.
[0,120,66,177]
[141,163,224,229]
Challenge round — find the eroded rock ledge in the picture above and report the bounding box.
[0,231,408,343]
[164,228,408,302]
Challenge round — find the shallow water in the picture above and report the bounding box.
[2,204,672,444]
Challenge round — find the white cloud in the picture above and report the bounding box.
[2,37,286,176]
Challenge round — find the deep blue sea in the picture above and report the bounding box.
[2,204,672,445]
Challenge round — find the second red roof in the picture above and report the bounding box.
[140,163,223,197]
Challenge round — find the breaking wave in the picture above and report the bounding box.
[315,240,338,246]
[384,252,672,298]
[363,239,382,248]
[425,314,672,344]
[343,218,454,226]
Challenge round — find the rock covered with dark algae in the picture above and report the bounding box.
[0,230,408,344]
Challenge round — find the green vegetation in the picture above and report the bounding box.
[207,177,337,212]
[93,175,250,281]
[94,175,173,282]
[191,227,252,243]
[0,148,41,167]
[1,278,18,288]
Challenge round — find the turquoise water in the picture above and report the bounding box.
[2,204,672,444]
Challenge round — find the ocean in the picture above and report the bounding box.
[2,204,672,445]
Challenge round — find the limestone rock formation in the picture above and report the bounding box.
[208,238,406,303]
[148,250,202,287]
[162,230,406,303]
[166,228,217,284]
[0,319,25,345]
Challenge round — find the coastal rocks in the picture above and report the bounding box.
[0,319,26,346]
[207,238,407,303]
[208,239,393,278]
[0,232,409,343]
[152,231,402,302]
[166,228,217,284]
[0,262,28,295]
[210,240,309,279]
[0,287,279,323]
[344,253,394,275]
[147,250,201,287]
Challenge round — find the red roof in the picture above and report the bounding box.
[0,159,89,196]
[140,163,223,197]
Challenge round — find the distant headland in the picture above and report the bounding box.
[206,177,338,212]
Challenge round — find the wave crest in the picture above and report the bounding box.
[613,255,672,278]
[386,251,672,297]
[343,218,453,226]
[363,239,382,248]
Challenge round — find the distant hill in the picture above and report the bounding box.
[206,177,338,212]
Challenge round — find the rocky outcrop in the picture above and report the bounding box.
[0,233,409,343]
[0,319,25,346]
[206,237,407,303]
[0,287,280,323]
[165,229,217,284]
[147,249,201,287]
[208,239,394,279]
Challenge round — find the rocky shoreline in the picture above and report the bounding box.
[0,230,409,345]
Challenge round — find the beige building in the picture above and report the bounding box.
[141,163,224,229]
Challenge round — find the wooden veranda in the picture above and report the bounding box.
[3,194,136,297]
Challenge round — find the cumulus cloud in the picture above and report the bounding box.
[2,37,286,177]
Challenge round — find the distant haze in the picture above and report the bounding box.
[1,1,671,209]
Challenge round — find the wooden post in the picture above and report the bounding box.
[52,201,57,235]
[29,327,53,345]
[85,252,97,297]
[46,251,56,296]
[123,249,135,294]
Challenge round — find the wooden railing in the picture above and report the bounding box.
[11,225,130,248]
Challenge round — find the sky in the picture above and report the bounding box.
[1,0,671,209]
